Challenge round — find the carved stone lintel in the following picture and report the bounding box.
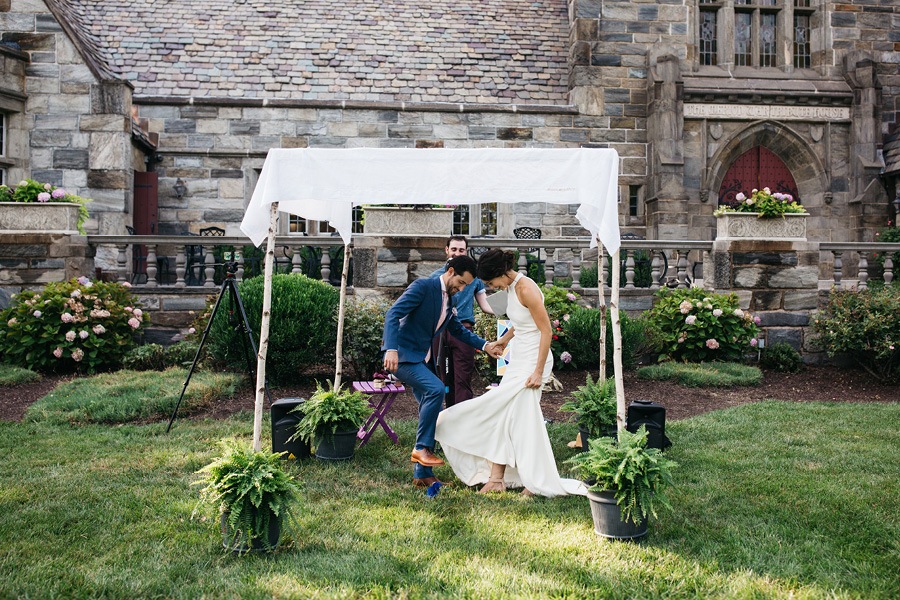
[715,213,808,241]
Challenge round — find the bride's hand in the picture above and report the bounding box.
[525,372,543,389]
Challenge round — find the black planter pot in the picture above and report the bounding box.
[578,425,617,452]
[220,507,281,554]
[586,490,648,540]
[314,429,358,461]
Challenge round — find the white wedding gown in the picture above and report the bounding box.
[435,274,587,497]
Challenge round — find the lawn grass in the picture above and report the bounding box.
[637,361,763,387]
[1,399,897,598]
[0,363,40,386]
[23,368,243,425]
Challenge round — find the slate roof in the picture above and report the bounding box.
[884,129,900,176]
[46,0,570,105]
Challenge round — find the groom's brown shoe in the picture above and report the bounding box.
[413,476,446,488]
[410,447,445,467]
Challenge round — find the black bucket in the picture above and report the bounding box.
[586,490,648,540]
[314,429,358,461]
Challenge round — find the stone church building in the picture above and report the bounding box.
[1,0,898,251]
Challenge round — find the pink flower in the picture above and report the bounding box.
[33,310,42,318]
[51,188,66,198]
[750,338,759,347]
[6,318,16,327]
[70,290,82,298]
[563,314,570,322]
[37,192,51,202]
[733,309,744,318]
[561,351,572,364]
[52,347,63,358]
[125,307,133,312]
[77,276,91,285]
[712,309,722,317]
[128,317,141,329]
[705,338,720,349]
[754,316,761,325]
[566,293,576,302]
[552,320,560,327]
[121,281,132,288]
[133,308,143,318]
[65,331,76,342]
[42,183,52,191]
[188,327,196,334]
[685,315,697,325]
[92,325,105,335]
[71,348,84,362]
[679,300,693,314]
[78,330,89,339]
[735,192,746,201]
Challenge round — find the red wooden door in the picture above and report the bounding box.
[133,171,158,234]
[718,147,799,206]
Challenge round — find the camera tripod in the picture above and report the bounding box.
[166,261,271,432]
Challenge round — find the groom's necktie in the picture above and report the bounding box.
[425,290,448,363]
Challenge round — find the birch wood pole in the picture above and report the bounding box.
[597,241,607,383]
[610,250,626,433]
[333,243,352,390]
[252,202,279,452]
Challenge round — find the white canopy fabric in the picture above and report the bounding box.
[241,147,621,254]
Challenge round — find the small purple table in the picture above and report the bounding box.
[353,381,404,447]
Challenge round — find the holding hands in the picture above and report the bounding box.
[484,341,505,359]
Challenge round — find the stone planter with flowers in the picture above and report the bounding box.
[0,179,91,234]
[714,188,808,241]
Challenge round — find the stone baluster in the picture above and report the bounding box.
[291,248,302,274]
[146,245,158,287]
[570,248,582,290]
[517,251,528,275]
[832,251,842,285]
[204,246,215,288]
[116,244,127,282]
[543,250,554,284]
[858,252,868,290]
[236,253,244,282]
[701,250,712,289]
[624,250,635,288]
[676,250,689,288]
[650,251,661,290]
[601,255,609,290]
[320,248,332,282]
[175,247,186,287]
[884,255,894,285]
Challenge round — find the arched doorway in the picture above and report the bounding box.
[717,146,799,206]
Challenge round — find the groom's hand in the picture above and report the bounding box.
[485,341,503,359]
[384,350,398,372]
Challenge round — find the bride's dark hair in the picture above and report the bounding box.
[477,248,516,280]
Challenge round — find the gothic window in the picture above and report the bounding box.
[718,146,799,206]
[453,203,497,236]
[697,0,817,69]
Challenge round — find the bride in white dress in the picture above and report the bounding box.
[435,249,587,497]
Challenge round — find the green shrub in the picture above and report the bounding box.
[122,343,168,371]
[813,286,900,383]
[340,297,390,380]
[206,274,339,385]
[760,342,803,373]
[872,225,900,281]
[0,364,41,386]
[561,306,648,373]
[637,362,762,387]
[542,285,581,369]
[165,341,201,367]
[292,382,372,444]
[579,264,598,288]
[0,277,149,373]
[560,374,617,435]
[474,308,499,381]
[644,288,759,362]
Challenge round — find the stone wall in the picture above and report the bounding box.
[0,232,92,289]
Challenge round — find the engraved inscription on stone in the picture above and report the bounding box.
[685,104,850,121]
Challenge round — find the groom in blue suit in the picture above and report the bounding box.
[382,255,502,487]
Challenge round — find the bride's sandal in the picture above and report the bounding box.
[478,477,506,494]
[520,488,535,497]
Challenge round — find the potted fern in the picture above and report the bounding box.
[193,439,300,553]
[291,381,372,460]
[560,374,617,450]
[566,427,677,540]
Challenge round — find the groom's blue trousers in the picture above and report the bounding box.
[394,360,445,479]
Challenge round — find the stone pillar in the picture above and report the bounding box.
[843,54,889,240]
[710,237,821,358]
[646,53,688,240]
[567,2,603,116]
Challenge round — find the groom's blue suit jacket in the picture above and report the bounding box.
[382,276,488,365]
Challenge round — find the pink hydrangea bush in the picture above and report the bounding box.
[646,288,759,362]
[0,277,149,373]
